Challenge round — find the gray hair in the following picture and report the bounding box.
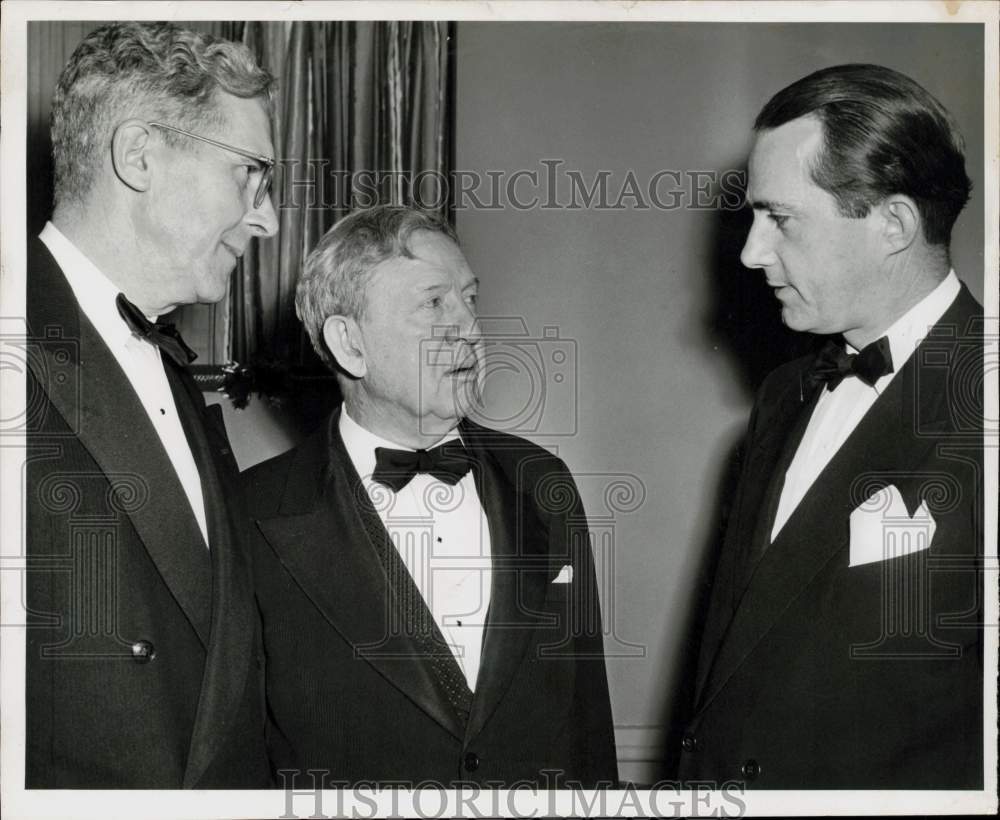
[297,205,459,370]
[52,22,274,208]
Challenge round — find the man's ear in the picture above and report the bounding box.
[878,194,921,254]
[322,315,367,378]
[111,120,154,193]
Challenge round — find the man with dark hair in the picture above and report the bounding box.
[26,22,278,787]
[679,64,983,788]
[246,204,618,787]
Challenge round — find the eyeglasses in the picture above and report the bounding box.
[149,121,275,209]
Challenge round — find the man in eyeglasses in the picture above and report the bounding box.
[25,21,278,787]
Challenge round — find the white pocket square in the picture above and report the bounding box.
[552,565,573,584]
[849,484,936,567]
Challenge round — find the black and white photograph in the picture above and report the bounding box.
[1,1,997,818]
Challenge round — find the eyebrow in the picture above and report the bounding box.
[417,277,479,292]
[747,198,796,212]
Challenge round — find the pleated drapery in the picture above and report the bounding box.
[224,21,455,368]
[26,21,453,370]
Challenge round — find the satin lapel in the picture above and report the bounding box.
[463,430,549,742]
[170,364,257,788]
[692,367,815,704]
[254,414,466,740]
[27,241,212,644]
[696,294,976,713]
[740,383,823,594]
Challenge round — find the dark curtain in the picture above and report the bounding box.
[26,21,454,368]
[224,21,455,368]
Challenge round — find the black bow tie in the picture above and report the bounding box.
[116,293,197,366]
[806,336,894,393]
[372,441,474,492]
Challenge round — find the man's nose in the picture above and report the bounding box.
[247,191,279,238]
[445,297,480,342]
[740,214,776,270]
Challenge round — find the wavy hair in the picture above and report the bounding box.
[52,22,274,207]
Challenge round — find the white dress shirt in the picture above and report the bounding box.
[40,222,210,547]
[771,271,961,541]
[339,408,492,691]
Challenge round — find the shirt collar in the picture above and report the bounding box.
[846,270,960,392]
[39,221,157,353]
[338,406,461,483]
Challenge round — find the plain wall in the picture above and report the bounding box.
[453,21,985,782]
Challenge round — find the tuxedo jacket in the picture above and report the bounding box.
[679,284,984,789]
[244,409,618,787]
[25,237,269,788]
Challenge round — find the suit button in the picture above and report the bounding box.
[741,759,760,781]
[681,734,697,752]
[463,752,480,772]
[131,640,155,663]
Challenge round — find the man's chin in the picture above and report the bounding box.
[196,273,235,305]
[779,305,810,332]
[420,397,479,434]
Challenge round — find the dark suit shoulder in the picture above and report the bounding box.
[461,420,573,489]
[242,420,330,515]
[243,442,296,489]
[934,279,983,342]
[758,353,814,399]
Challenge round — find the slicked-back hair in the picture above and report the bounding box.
[52,21,274,208]
[754,63,971,247]
[297,205,459,371]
